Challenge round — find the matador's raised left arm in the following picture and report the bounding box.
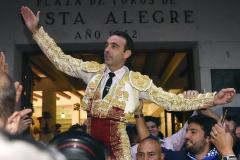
[130,71,217,111]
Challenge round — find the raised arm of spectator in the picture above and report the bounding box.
[134,100,150,140]
[198,109,220,121]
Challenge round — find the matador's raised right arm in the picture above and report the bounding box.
[33,27,105,83]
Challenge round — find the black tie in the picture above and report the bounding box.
[102,72,115,98]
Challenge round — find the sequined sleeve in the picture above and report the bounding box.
[146,84,216,111]
[129,71,216,111]
[33,27,104,83]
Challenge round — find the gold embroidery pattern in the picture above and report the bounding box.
[81,71,136,123]
[129,71,152,91]
[85,73,131,120]
[33,27,83,78]
[81,74,103,111]
[82,61,105,72]
[110,122,131,160]
[148,85,216,111]
[92,101,110,118]
[124,113,134,122]
[102,74,130,115]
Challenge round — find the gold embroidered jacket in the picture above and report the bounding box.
[33,27,216,118]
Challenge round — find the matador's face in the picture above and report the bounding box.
[104,35,131,70]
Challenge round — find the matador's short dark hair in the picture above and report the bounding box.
[111,31,134,52]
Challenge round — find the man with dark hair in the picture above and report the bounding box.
[144,116,164,139]
[183,115,218,158]
[187,114,217,139]
[20,6,235,159]
[165,114,220,160]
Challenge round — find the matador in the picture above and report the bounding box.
[20,6,235,160]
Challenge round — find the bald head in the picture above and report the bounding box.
[0,72,16,126]
[137,137,163,160]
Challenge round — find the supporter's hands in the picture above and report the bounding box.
[14,81,23,104]
[135,100,150,140]
[17,108,33,134]
[5,108,32,134]
[198,109,220,121]
[20,6,40,33]
[210,122,235,156]
[0,51,8,73]
[5,112,21,134]
[135,100,143,115]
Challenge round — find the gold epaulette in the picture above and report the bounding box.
[129,71,152,91]
[81,61,105,73]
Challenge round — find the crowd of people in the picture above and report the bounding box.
[0,5,238,160]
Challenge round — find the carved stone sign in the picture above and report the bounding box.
[35,0,195,40]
